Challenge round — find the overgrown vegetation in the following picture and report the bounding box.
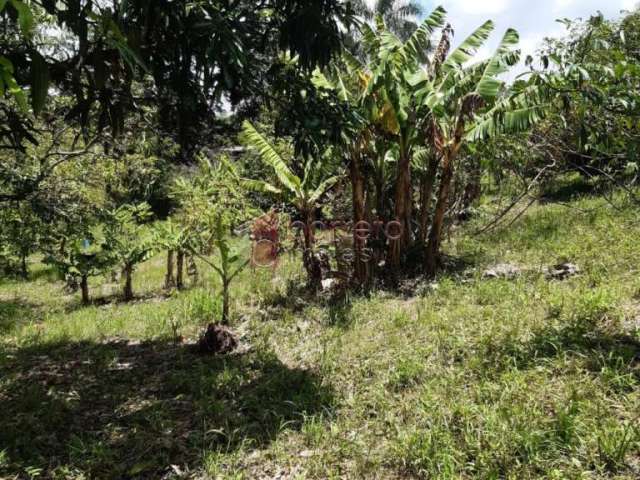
[0,1,639,478]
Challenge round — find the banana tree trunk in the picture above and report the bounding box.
[301,210,322,290]
[425,150,456,276]
[388,144,412,270]
[375,178,385,220]
[165,250,175,289]
[350,154,369,286]
[419,155,440,244]
[372,169,387,270]
[188,256,199,284]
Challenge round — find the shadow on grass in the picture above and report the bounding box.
[0,339,334,478]
[481,321,640,387]
[537,170,622,204]
[0,299,39,334]
[26,265,62,283]
[63,290,175,313]
[264,282,356,329]
[423,253,477,280]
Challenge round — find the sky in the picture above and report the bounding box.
[419,0,639,74]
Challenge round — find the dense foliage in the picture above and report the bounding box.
[1,2,639,300]
[1,2,640,478]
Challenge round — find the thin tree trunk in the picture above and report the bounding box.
[165,250,175,289]
[351,153,369,286]
[425,150,456,276]
[375,178,385,221]
[123,264,134,301]
[419,155,440,244]
[389,144,412,269]
[176,250,184,289]
[302,210,321,290]
[188,255,199,284]
[462,158,482,210]
[80,275,90,305]
[21,253,28,279]
[221,279,230,325]
[372,175,387,271]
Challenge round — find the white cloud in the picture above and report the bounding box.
[444,0,510,15]
[553,0,578,12]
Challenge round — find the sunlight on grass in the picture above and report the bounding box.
[1,193,639,478]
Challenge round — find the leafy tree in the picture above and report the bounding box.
[241,121,340,289]
[102,134,176,213]
[153,219,194,290]
[0,202,41,277]
[172,158,255,324]
[529,10,640,178]
[352,0,423,40]
[0,108,100,203]
[1,0,357,173]
[44,232,113,305]
[104,203,155,301]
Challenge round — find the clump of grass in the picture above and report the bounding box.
[595,418,640,472]
[175,288,222,325]
[387,355,426,391]
[549,286,621,333]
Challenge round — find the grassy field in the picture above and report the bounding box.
[1,185,639,479]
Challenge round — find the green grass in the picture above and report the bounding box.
[1,190,639,479]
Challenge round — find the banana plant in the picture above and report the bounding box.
[405,15,550,274]
[196,215,249,325]
[44,232,113,305]
[171,157,255,325]
[153,219,194,290]
[319,5,549,277]
[104,203,155,301]
[359,7,448,269]
[241,120,340,289]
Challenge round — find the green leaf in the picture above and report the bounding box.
[311,69,336,91]
[361,23,381,58]
[241,178,282,195]
[106,19,149,73]
[341,50,365,74]
[2,69,28,111]
[475,29,520,101]
[10,0,34,36]
[241,121,302,196]
[308,176,339,205]
[467,100,549,141]
[30,51,50,115]
[402,6,447,64]
[128,462,155,476]
[441,20,495,73]
[0,56,14,74]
